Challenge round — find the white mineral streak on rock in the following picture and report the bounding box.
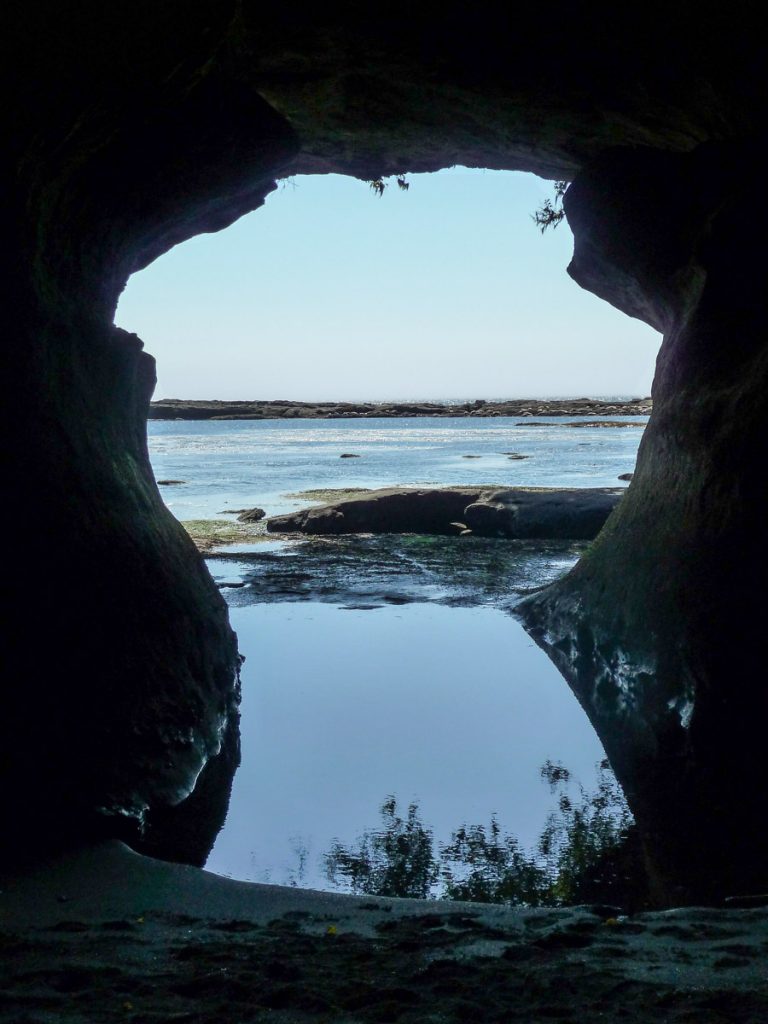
[668,697,695,730]
[167,709,230,805]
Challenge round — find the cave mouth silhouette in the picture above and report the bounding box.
[8,6,767,907]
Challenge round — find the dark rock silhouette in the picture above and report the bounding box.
[517,145,768,904]
[463,489,621,540]
[269,488,485,536]
[268,487,622,540]
[236,507,265,523]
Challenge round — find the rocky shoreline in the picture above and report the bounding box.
[149,397,652,420]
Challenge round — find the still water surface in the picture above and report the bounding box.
[149,416,646,890]
[206,602,610,890]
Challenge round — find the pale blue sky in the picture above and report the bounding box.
[115,168,660,401]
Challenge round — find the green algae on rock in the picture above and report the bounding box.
[181,519,270,553]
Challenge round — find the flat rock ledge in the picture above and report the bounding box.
[267,486,623,540]
[1,843,766,1024]
[150,397,652,420]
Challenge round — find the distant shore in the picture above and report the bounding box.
[149,397,652,420]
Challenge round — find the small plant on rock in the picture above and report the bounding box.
[532,180,568,232]
[366,175,410,196]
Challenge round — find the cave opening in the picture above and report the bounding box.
[7,37,768,1018]
[114,167,660,896]
[4,2,766,916]
[8,10,768,1015]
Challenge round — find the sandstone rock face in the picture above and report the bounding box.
[5,4,298,862]
[6,4,767,897]
[517,143,768,903]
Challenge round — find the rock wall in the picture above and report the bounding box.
[518,143,768,902]
[5,2,298,860]
[5,4,766,896]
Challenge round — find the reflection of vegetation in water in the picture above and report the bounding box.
[325,760,646,907]
[536,760,639,906]
[325,797,439,899]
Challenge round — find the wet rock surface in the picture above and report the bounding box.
[208,534,586,611]
[267,487,623,540]
[235,507,265,523]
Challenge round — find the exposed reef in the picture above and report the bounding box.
[150,397,651,419]
[267,486,622,540]
[519,420,646,429]
[209,534,587,611]
[180,519,269,554]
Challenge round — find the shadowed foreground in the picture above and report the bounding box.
[1,844,767,1023]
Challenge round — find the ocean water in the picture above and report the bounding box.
[148,415,646,521]
[148,416,647,890]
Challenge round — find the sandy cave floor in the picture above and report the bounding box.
[1,843,767,1023]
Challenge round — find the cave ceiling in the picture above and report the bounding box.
[11,4,763,303]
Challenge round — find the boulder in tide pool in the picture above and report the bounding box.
[463,488,622,540]
[236,508,266,523]
[267,486,622,540]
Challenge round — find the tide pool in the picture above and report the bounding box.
[148,416,636,891]
[205,601,609,891]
